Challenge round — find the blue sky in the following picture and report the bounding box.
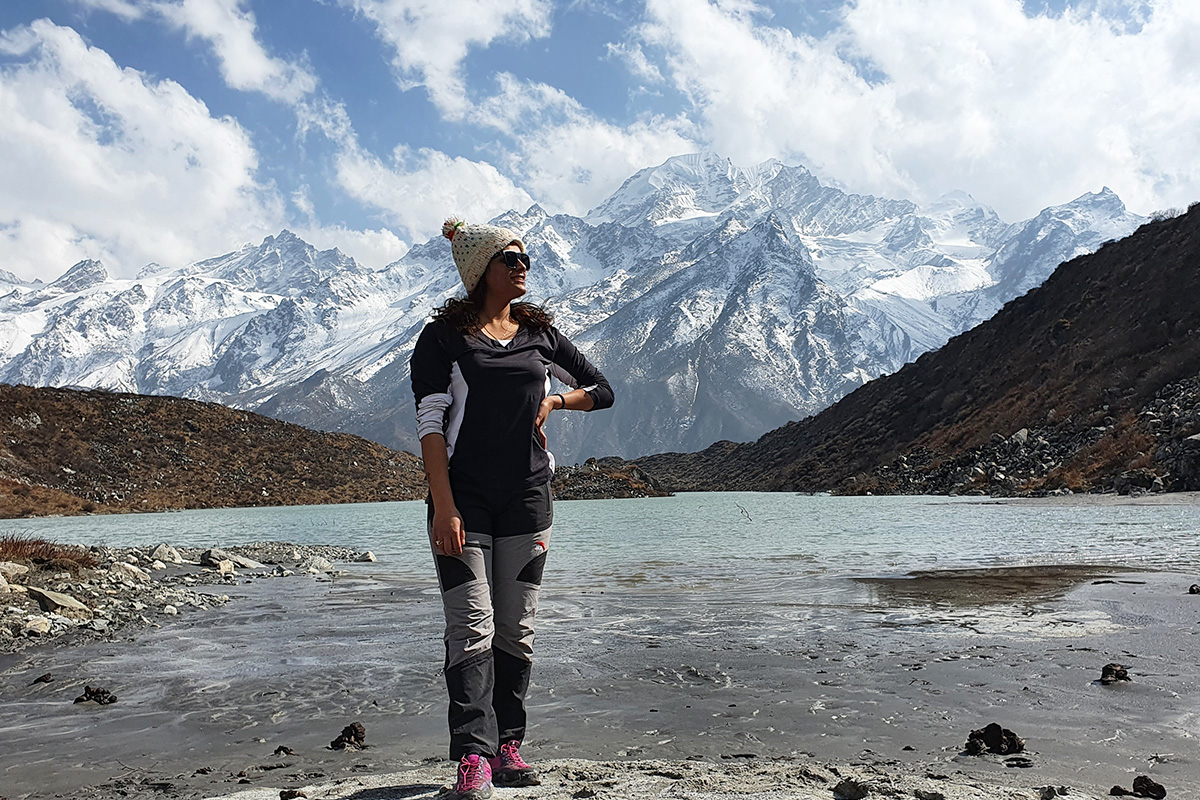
[0,0,1196,281]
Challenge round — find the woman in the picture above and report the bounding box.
[410,218,614,800]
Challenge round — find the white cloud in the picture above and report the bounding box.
[0,19,284,281]
[294,223,409,269]
[630,0,1200,219]
[339,0,553,117]
[474,73,698,215]
[68,0,147,20]
[297,96,536,240]
[70,0,317,103]
[638,0,915,200]
[155,0,317,103]
[605,40,663,84]
[335,143,537,240]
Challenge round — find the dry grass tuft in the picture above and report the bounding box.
[0,534,97,570]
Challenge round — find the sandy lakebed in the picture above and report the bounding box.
[1,502,1198,799]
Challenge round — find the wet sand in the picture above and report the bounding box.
[2,561,1198,799]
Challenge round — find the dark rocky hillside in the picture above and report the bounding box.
[0,385,428,518]
[552,457,671,500]
[636,204,1200,495]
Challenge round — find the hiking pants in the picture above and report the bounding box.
[430,481,552,759]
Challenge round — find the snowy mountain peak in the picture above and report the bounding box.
[585,152,756,228]
[923,190,986,216]
[492,204,551,233]
[184,230,365,295]
[51,259,109,293]
[0,154,1148,464]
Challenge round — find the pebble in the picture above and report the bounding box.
[0,561,31,580]
[110,562,150,583]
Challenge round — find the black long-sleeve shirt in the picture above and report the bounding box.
[411,320,614,495]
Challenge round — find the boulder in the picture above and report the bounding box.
[0,572,8,593]
[110,562,151,583]
[1101,663,1131,685]
[354,551,377,563]
[27,586,93,620]
[151,560,167,571]
[150,544,182,564]
[964,722,1024,755]
[0,561,30,580]
[1114,468,1159,495]
[201,548,264,570]
[329,722,367,750]
[298,556,333,573]
[74,685,118,705]
[832,778,871,800]
[217,560,236,576]
[24,617,52,635]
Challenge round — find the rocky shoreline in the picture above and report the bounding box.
[840,372,1200,497]
[553,457,672,500]
[0,542,372,654]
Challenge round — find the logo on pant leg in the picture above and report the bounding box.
[516,550,547,585]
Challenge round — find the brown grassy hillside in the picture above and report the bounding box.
[0,385,426,518]
[637,203,1200,494]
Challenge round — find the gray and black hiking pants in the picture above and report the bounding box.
[430,480,552,759]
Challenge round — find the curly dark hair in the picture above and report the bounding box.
[431,277,554,335]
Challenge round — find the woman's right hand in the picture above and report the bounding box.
[431,506,465,556]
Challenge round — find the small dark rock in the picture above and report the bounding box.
[832,777,871,799]
[329,722,367,750]
[1005,755,1035,768]
[274,745,296,757]
[571,790,597,799]
[280,791,308,800]
[914,791,945,800]
[1188,584,1199,595]
[1111,776,1167,798]
[1040,788,1070,799]
[964,722,1024,755]
[31,673,53,685]
[1101,663,1131,685]
[74,685,117,705]
[1132,775,1166,799]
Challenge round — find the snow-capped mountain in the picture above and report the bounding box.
[0,154,1145,462]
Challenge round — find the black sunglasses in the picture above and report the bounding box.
[491,250,531,270]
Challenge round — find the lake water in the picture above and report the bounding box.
[6,493,1200,797]
[10,492,1200,603]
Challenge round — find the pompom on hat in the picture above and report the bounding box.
[442,217,525,292]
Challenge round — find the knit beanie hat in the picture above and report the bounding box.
[442,218,525,292]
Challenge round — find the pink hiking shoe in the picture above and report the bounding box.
[489,740,540,787]
[448,753,492,800]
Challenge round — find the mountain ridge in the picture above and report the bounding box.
[633,204,1200,495]
[0,153,1145,463]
